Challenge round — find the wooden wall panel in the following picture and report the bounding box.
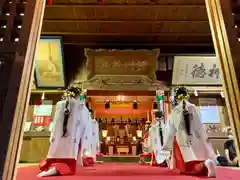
[20,138,49,163]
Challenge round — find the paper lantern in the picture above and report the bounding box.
[102,130,108,138]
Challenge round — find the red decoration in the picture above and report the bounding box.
[32,116,52,126]
[47,0,52,5]
[98,0,104,4]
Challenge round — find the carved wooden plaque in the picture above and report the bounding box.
[85,49,159,77]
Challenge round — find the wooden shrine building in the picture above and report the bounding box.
[0,0,240,179]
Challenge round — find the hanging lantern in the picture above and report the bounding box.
[136,130,142,138]
[102,130,108,138]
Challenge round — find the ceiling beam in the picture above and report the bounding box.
[159,46,215,54]
[43,20,208,23]
[63,42,212,46]
[87,90,156,96]
[46,5,205,8]
[41,32,211,36]
[63,44,214,54]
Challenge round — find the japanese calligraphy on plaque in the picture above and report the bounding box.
[85,49,159,77]
[172,56,222,85]
[72,49,166,91]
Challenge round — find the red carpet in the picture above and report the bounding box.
[17,163,240,180]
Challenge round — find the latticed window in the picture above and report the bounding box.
[0,0,27,46]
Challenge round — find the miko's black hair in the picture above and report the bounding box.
[155,110,163,119]
[62,86,81,137]
[175,87,191,136]
[175,87,188,98]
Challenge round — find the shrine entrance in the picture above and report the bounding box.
[71,49,168,160]
[1,0,240,180]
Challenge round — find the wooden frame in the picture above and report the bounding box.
[3,1,240,180]
[34,36,65,88]
[205,0,240,165]
[172,55,222,85]
[2,1,46,179]
[198,98,221,124]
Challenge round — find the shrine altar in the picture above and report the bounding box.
[116,146,129,155]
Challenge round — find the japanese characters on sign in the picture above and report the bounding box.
[84,49,159,76]
[172,56,222,85]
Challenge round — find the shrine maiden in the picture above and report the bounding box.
[38,86,90,177]
[161,87,216,177]
[76,93,93,167]
[148,110,169,167]
[89,109,100,162]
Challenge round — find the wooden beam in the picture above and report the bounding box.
[50,0,205,5]
[43,20,208,23]
[41,21,210,35]
[62,43,214,54]
[205,0,240,166]
[46,5,205,8]
[87,90,156,96]
[157,45,215,54]
[0,0,46,179]
[62,43,215,54]
[62,42,213,46]
[41,32,211,36]
[41,31,211,38]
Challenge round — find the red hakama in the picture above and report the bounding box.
[172,137,208,176]
[78,142,94,167]
[151,152,168,167]
[39,155,94,175]
[39,158,76,175]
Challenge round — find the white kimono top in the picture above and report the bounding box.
[162,100,217,163]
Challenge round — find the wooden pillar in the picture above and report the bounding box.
[0,0,46,179]
[205,0,240,164]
